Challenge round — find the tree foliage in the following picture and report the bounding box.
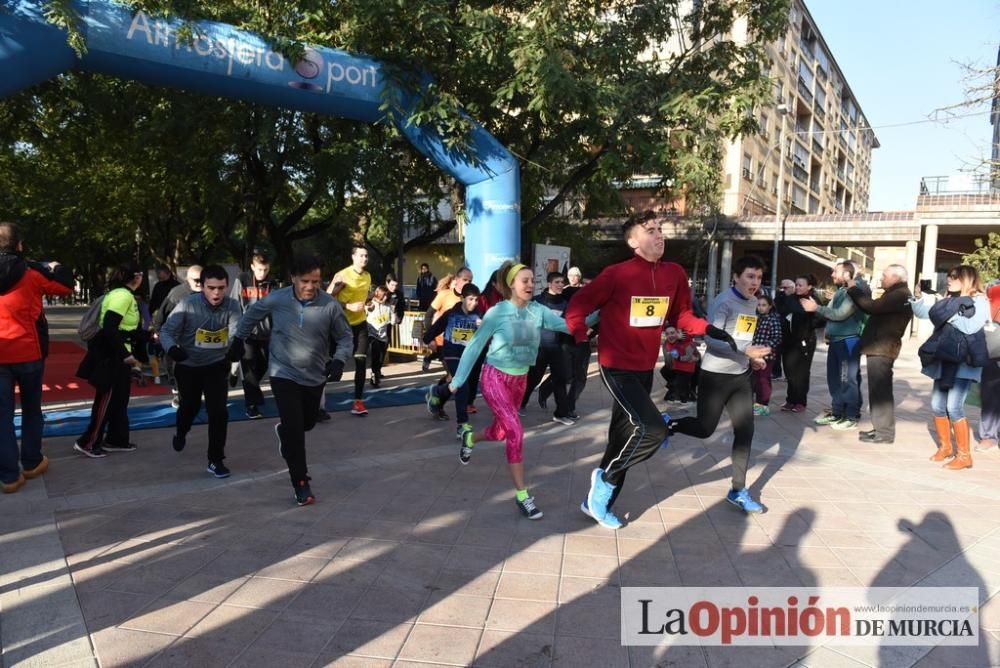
[1,0,790,283]
[962,231,1000,283]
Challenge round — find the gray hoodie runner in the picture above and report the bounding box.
[160,293,242,368]
[235,286,353,386]
[701,287,759,375]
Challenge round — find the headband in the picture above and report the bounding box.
[505,263,527,287]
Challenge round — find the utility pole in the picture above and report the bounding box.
[771,103,790,295]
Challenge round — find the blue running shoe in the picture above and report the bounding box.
[726,488,764,514]
[586,468,616,524]
[425,384,441,414]
[580,500,623,530]
[660,412,673,449]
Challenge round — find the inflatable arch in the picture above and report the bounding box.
[0,0,520,282]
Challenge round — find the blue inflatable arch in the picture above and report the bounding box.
[0,0,520,282]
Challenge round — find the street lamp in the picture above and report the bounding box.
[770,103,790,295]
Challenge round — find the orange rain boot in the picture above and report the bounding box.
[944,418,973,470]
[930,416,953,462]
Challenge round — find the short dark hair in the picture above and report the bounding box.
[108,261,143,289]
[547,271,565,283]
[461,283,481,298]
[757,293,774,307]
[385,272,399,284]
[201,264,229,284]
[796,273,817,287]
[732,255,766,278]
[251,247,270,263]
[621,210,657,238]
[0,222,21,254]
[290,254,323,276]
[420,263,430,270]
[155,263,171,274]
[455,266,472,278]
[838,261,856,279]
[351,245,367,257]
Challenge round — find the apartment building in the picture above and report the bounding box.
[720,0,879,218]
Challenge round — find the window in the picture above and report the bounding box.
[815,48,830,79]
[742,153,753,180]
[759,114,769,138]
[815,86,826,111]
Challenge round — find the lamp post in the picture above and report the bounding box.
[770,103,790,295]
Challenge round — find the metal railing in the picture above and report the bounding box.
[919,174,996,195]
[388,310,430,356]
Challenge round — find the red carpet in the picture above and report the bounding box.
[16,341,172,403]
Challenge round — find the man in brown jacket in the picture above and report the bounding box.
[846,264,913,444]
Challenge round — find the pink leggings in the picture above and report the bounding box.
[479,363,527,464]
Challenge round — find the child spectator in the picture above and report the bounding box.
[660,326,697,403]
[751,293,783,415]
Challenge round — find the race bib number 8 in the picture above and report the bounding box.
[195,328,229,349]
[734,314,758,341]
[630,296,669,328]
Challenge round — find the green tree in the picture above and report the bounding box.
[3,0,790,282]
[962,231,1000,283]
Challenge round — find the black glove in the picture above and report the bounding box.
[167,345,189,362]
[226,338,245,363]
[705,324,738,352]
[325,359,344,382]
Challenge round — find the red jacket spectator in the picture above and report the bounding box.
[0,256,74,364]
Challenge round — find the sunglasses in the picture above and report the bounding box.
[191,278,203,284]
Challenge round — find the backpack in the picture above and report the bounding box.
[77,295,105,341]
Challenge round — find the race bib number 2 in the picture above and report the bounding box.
[451,327,475,344]
[630,296,669,328]
[195,328,228,349]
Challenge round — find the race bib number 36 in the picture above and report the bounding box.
[195,328,228,349]
[630,296,669,328]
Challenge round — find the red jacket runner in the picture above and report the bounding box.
[565,256,707,372]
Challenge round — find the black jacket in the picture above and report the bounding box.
[847,281,912,359]
[775,289,824,347]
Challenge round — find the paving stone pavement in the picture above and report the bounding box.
[3,342,1000,668]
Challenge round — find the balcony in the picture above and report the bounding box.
[797,78,813,103]
[812,137,823,154]
[836,168,845,181]
[792,164,809,183]
[810,180,820,194]
[814,106,825,121]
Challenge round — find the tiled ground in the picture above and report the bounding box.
[3,343,1000,667]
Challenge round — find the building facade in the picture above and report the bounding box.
[720,0,879,218]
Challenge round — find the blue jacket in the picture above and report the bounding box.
[912,294,989,384]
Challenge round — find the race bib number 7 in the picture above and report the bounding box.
[734,314,758,341]
[195,328,229,349]
[630,296,669,328]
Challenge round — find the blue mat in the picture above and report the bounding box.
[17,384,433,439]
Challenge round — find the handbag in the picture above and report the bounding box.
[986,304,1000,361]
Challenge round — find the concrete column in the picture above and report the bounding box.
[904,238,919,339]
[917,224,939,341]
[706,241,718,302]
[904,239,918,291]
[719,239,734,297]
[920,224,938,281]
